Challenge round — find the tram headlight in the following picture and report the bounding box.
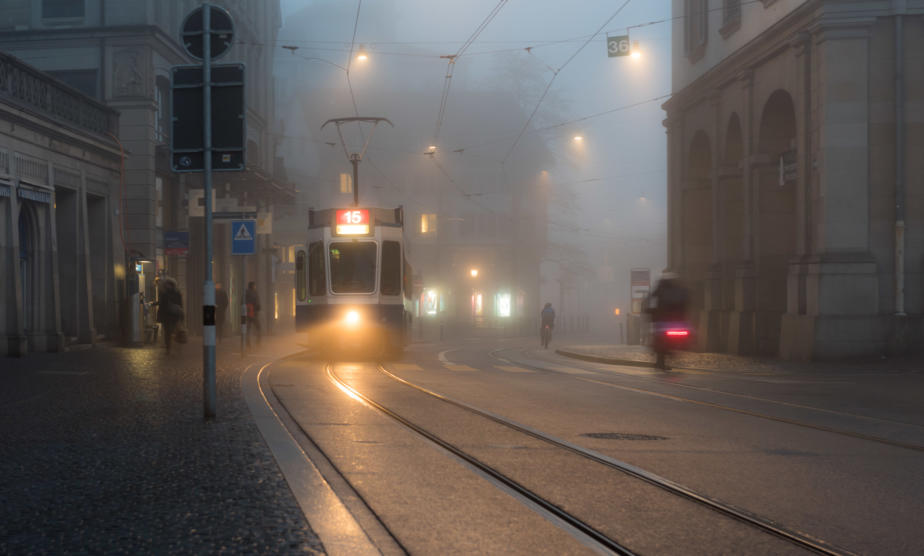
[344,310,361,327]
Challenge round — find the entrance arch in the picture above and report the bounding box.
[755,90,797,355]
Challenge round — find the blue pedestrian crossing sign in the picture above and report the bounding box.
[231,220,256,255]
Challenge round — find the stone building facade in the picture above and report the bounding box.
[665,0,924,358]
[0,51,121,355]
[0,0,290,341]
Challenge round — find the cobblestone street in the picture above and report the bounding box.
[0,337,324,555]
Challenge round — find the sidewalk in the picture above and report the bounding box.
[0,334,324,554]
[556,343,924,374]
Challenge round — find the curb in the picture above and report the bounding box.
[555,348,658,369]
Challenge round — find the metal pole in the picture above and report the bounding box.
[351,154,360,206]
[202,3,217,420]
[895,14,906,316]
[241,256,247,356]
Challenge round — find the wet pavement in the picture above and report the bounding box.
[0,336,324,555]
[557,342,924,374]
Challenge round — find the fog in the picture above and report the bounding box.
[274,0,671,335]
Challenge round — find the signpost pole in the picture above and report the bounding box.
[202,3,217,420]
[241,256,247,357]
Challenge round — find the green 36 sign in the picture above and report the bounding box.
[607,35,630,57]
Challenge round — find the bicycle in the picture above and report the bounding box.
[541,324,552,349]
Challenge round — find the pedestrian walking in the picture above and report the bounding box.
[215,282,229,342]
[245,281,262,347]
[156,276,184,354]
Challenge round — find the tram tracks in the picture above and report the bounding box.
[327,362,851,555]
[494,348,924,453]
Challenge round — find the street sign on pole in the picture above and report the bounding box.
[176,3,242,420]
[231,220,256,255]
[181,4,234,61]
[171,63,245,172]
[607,35,631,57]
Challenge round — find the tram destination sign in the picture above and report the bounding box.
[335,209,371,235]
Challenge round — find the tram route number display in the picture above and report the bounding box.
[335,209,371,235]
[607,35,630,58]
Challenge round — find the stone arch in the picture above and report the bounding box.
[682,130,713,329]
[754,89,797,355]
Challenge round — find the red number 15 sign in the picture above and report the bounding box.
[335,209,370,235]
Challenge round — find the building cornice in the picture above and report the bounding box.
[665,0,824,113]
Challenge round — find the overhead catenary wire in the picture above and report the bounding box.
[432,0,509,145]
[501,0,634,164]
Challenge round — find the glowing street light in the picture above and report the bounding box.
[573,135,584,142]
[631,41,641,60]
[356,45,369,62]
[469,268,479,278]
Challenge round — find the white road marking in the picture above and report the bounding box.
[495,365,533,374]
[437,348,460,364]
[444,363,478,372]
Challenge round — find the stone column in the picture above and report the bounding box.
[781,32,815,359]
[700,92,723,351]
[45,174,64,352]
[803,21,882,358]
[6,180,27,355]
[727,71,757,354]
[664,113,684,272]
[78,171,96,344]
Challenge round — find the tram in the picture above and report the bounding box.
[294,207,413,356]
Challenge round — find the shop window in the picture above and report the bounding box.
[295,250,306,301]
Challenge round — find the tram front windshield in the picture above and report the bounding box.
[329,242,377,293]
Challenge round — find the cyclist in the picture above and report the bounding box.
[540,302,556,348]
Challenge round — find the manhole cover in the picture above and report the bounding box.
[581,432,667,441]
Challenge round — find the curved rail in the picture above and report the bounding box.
[376,362,852,556]
[326,364,636,556]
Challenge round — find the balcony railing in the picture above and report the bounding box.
[0,51,118,137]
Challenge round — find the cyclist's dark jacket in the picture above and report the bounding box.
[541,307,556,327]
[646,279,688,323]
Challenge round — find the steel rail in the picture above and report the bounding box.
[376,362,853,556]
[325,364,635,556]
[502,349,924,453]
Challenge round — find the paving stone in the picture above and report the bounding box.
[0,338,325,555]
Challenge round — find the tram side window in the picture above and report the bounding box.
[308,241,326,296]
[381,241,401,296]
[296,250,307,301]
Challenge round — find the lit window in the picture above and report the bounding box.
[496,292,511,318]
[339,173,352,194]
[420,213,436,235]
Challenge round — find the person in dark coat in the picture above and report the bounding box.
[156,277,183,354]
[215,282,229,342]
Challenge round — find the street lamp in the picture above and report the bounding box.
[356,45,369,62]
[470,268,479,278]
[573,135,584,142]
